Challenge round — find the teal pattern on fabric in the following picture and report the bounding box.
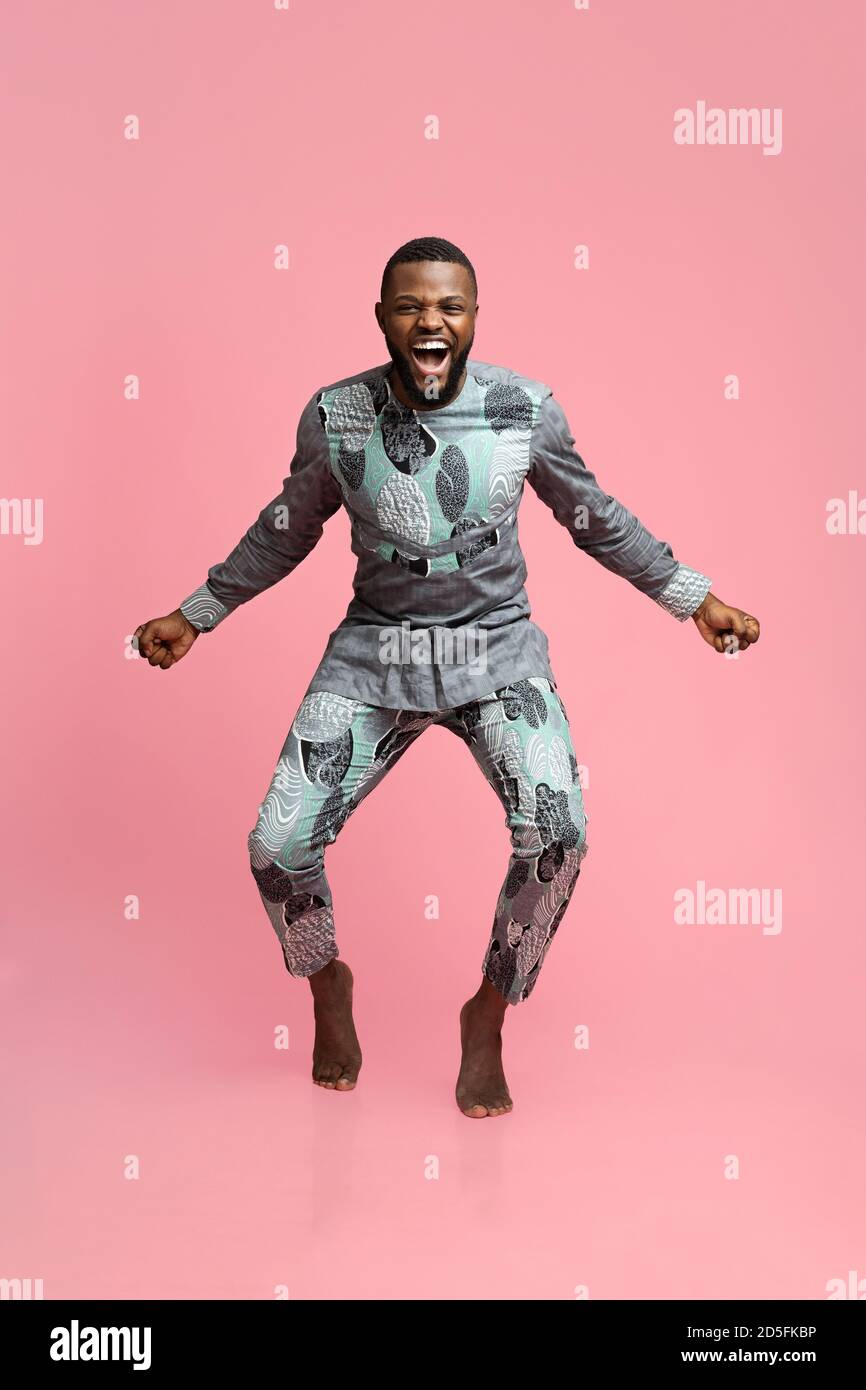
[316,370,548,577]
[247,676,588,1005]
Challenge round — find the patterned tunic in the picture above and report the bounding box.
[179,359,711,710]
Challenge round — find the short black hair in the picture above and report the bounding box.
[380,236,477,301]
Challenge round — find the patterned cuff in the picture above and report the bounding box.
[179,582,232,632]
[654,564,712,622]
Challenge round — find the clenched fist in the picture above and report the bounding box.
[134,609,200,670]
[692,592,761,654]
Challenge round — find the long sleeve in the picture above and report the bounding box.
[526,390,712,620]
[179,390,343,631]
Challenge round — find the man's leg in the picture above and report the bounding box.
[247,690,436,1089]
[440,676,589,1116]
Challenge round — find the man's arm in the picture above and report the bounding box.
[526,390,761,653]
[178,389,343,632]
[526,390,713,621]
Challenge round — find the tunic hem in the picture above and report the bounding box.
[302,617,556,712]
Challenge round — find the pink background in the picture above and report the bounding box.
[2,0,864,1300]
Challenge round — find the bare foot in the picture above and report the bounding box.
[308,958,362,1091]
[456,979,513,1118]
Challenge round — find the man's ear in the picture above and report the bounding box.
[374,302,384,333]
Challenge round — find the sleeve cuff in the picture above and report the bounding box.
[654,564,712,621]
[179,583,232,632]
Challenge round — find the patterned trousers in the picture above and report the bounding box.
[247,676,589,1006]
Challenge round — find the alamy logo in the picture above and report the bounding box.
[0,1277,43,1299]
[49,1320,152,1371]
[825,492,866,535]
[0,497,43,544]
[674,101,782,156]
[379,620,488,672]
[826,1269,866,1299]
[674,879,782,935]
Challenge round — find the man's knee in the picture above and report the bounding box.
[509,783,588,881]
[248,811,326,890]
[249,770,354,871]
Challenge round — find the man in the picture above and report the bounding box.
[135,236,760,1118]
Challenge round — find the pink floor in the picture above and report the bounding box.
[6,1056,860,1301]
[3,724,863,1301]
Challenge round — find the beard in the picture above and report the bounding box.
[384,330,475,409]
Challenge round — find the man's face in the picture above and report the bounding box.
[375,260,477,408]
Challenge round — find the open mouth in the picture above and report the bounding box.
[410,338,453,377]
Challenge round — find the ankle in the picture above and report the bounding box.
[464,987,507,1027]
[308,957,345,993]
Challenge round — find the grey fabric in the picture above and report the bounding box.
[179,359,711,711]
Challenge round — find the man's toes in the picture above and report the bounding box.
[480,1096,507,1116]
[314,1059,359,1089]
[460,1100,490,1117]
[487,1099,512,1116]
[459,1094,512,1117]
[313,1062,341,1086]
